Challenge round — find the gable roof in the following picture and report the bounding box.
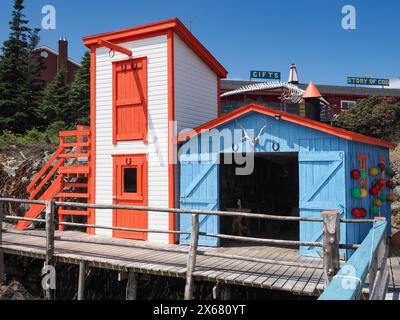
[34,46,81,67]
[177,104,396,149]
[82,18,227,78]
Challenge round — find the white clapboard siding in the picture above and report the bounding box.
[174,34,219,133]
[95,35,169,243]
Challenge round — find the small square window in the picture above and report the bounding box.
[124,168,137,193]
[341,100,356,111]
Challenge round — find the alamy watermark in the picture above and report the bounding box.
[341,5,356,30]
[41,5,56,30]
[41,264,56,291]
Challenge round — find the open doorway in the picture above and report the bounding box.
[220,153,299,245]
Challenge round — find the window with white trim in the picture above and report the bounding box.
[341,100,356,111]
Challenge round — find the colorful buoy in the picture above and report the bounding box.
[378,163,386,171]
[360,170,367,180]
[360,188,368,199]
[378,179,387,188]
[352,208,367,218]
[369,186,380,196]
[386,167,394,177]
[387,180,394,189]
[352,188,362,198]
[351,169,361,180]
[369,167,379,177]
[374,199,382,207]
[379,194,387,202]
[388,194,397,202]
[370,205,380,215]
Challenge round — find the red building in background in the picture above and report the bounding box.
[33,38,81,85]
[221,67,400,122]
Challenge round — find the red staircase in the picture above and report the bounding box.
[16,126,92,231]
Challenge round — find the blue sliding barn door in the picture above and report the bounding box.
[299,151,346,257]
[179,154,220,246]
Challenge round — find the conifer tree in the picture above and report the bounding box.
[0,0,44,133]
[38,67,69,125]
[66,51,90,125]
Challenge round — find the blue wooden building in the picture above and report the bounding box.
[177,104,396,258]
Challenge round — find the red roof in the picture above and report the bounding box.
[82,18,227,78]
[177,104,396,149]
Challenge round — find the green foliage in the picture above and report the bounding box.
[66,51,90,125]
[0,0,44,133]
[334,96,400,140]
[37,67,69,124]
[0,128,59,147]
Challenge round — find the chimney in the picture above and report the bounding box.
[302,81,321,121]
[288,63,299,85]
[58,37,68,75]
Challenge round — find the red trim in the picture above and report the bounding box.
[177,103,397,149]
[97,39,132,57]
[87,47,96,235]
[217,78,221,117]
[83,18,228,78]
[167,31,176,244]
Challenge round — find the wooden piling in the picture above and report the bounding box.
[322,211,340,285]
[0,213,5,284]
[126,271,138,300]
[45,200,55,299]
[184,213,199,300]
[78,261,87,300]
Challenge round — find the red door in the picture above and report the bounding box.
[113,58,148,144]
[113,154,148,240]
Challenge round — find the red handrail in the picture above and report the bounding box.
[27,147,63,193]
[27,126,91,200]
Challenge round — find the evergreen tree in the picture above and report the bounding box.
[0,0,44,133]
[38,67,70,125]
[66,51,90,125]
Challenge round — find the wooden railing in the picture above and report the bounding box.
[27,126,90,201]
[0,198,385,300]
[319,218,389,300]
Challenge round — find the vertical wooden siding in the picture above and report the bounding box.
[345,140,391,257]
[179,111,349,252]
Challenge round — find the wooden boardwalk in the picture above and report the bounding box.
[1,229,400,298]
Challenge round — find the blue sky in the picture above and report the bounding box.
[1,0,399,86]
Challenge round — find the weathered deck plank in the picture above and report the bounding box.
[2,230,399,297]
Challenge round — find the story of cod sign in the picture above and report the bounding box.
[347,77,390,87]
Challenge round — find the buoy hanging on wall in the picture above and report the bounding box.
[351,169,361,180]
[369,167,379,177]
[352,188,362,199]
[370,205,380,215]
[352,208,367,218]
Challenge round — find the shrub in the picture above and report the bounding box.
[334,96,400,140]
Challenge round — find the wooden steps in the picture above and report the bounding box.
[58,193,89,199]
[20,125,92,232]
[59,153,89,159]
[59,165,90,175]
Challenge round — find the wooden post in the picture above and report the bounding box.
[322,210,340,285]
[44,200,55,299]
[78,261,87,300]
[126,271,138,300]
[184,213,199,300]
[0,213,5,284]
